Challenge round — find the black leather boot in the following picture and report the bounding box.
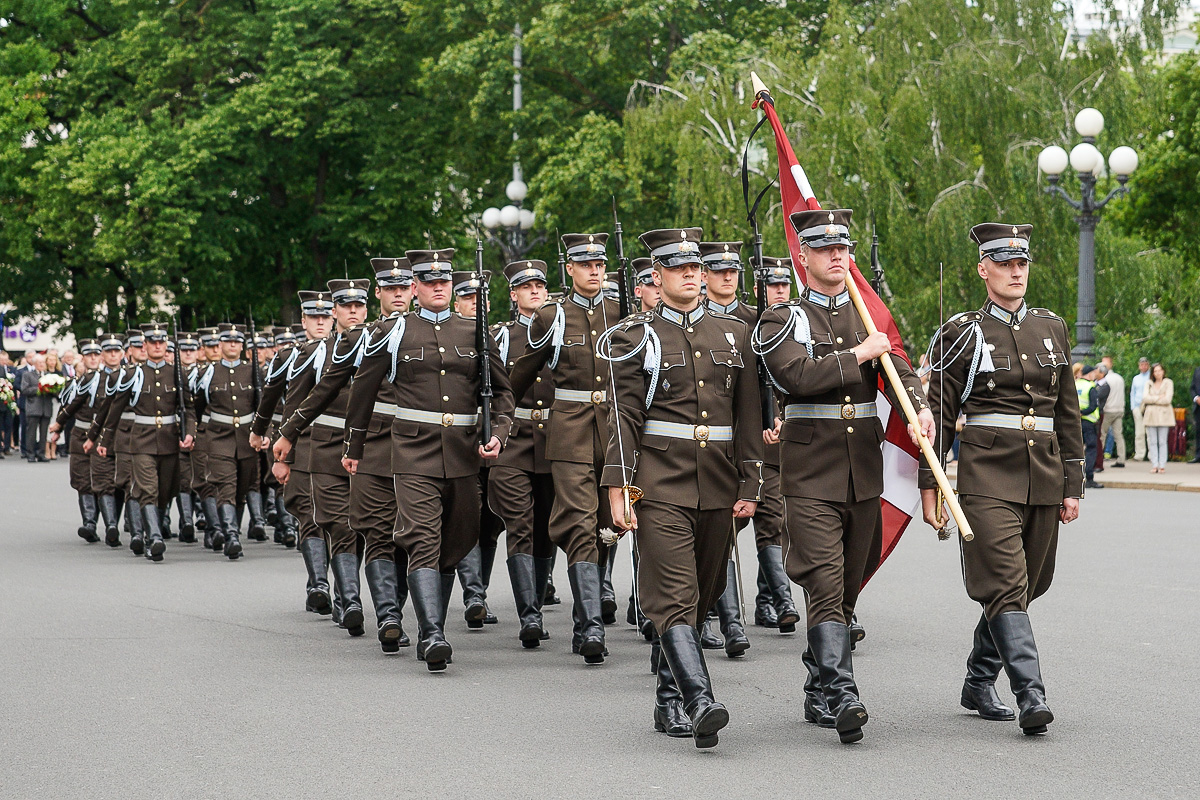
[659,625,728,748]
[299,537,332,614]
[159,505,173,540]
[567,561,606,664]
[245,491,268,541]
[177,493,196,544]
[988,611,1053,734]
[274,492,297,548]
[961,614,1016,721]
[99,494,121,547]
[480,543,498,624]
[364,558,404,652]
[507,554,543,648]
[331,553,365,636]
[600,544,619,624]
[715,560,750,657]
[757,545,800,632]
[652,633,692,738]
[265,487,278,530]
[849,612,866,650]
[456,545,488,628]
[533,555,554,641]
[754,565,777,627]
[408,568,452,671]
[802,646,835,728]
[543,553,561,605]
[219,503,242,560]
[204,497,224,551]
[77,494,100,543]
[809,621,868,743]
[142,505,166,562]
[700,610,724,649]
[127,498,145,556]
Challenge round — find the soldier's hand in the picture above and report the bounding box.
[341,457,358,475]
[49,422,61,435]
[272,436,293,463]
[733,500,758,518]
[763,417,781,445]
[852,331,891,364]
[82,439,94,454]
[180,434,194,451]
[97,445,108,458]
[479,436,502,459]
[249,432,266,451]
[49,430,59,445]
[1060,497,1080,524]
[272,461,291,484]
[908,408,936,447]
[920,488,948,531]
[608,487,637,531]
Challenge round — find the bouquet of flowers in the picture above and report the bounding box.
[0,378,15,413]
[38,373,67,396]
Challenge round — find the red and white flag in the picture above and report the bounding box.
[751,75,920,586]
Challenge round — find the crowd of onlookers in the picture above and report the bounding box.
[0,347,79,462]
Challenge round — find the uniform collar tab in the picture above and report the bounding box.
[984,300,1027,325]
[570,292,603,310]
[658,303,706,328]
[417,307,452,324]
[517,313,533,327]
[804,287,851,308]
[705,298,740,315]
[220,358,242,368]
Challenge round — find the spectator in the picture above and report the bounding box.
[13,348,37,458]
[1094,364,1111,473]
[1190,364,1200,464]
[1074,362,1102,489]
[1143,363,1175,474]
[1098,356,1125,467]
[1130,356,1150,461]
[60,349,78,378]
[19,354,53,463]
[0,350,14,457]
[42,349,64,459]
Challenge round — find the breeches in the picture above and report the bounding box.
[488,466,555,558]
[783,494,882,628]
[959,494,1059,619]
[393,474,479,574]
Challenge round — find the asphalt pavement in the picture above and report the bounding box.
[1,457,1197,799]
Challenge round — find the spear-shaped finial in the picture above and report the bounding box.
[750,71,773,108]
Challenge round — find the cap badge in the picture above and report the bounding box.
[722,243,729,251]
[588,234,595,243]
[433,252,440,261]
[526,261,532,268]
[680,230,688,239]
[1012,226,1019,235]
[828,212,835,222]
[1009,239,1018,247]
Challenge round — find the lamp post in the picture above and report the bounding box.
[1038,108,1139,360]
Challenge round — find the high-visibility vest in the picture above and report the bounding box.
[1075,378,1099,423]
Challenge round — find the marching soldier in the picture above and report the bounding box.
[79,333,128,546]
[95,322,195,562]
[273,279,371,635]
[50,339,105,543]
[90,331,148,554]
[268,263,415,652]
[600,227,763,748]
[342,248,514,672]
[174,332,201,543]
[756,209,933,744]
[509,232,618,665]
[193,327,221,548]
[633,257,660,312]
[262,326,299,548]
[488,259,557,647]
[920,222,1083,736]
[253,293,334,612]
[193,323,261,560]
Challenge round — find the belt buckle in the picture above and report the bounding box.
[441,412,454,427]
[841,403,856,420]
[531,409,543,421]
[591,390,604,404]
[232,415,241,428]
[694,424,710,441]
[155,413,163,428]
[1021,414,1036,431]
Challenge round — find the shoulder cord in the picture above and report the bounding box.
[197,364,216,403]
[596,318,661,410]
[288,340,327,383]
[112,366,145,405]
[527,303,566,369]
[331,329,369,367]
[378,316,408,382]
[86,371,102,405]
[751,304,813,393]
[922,317,995,403]
[495,325,511,366]
[265,349,297,383]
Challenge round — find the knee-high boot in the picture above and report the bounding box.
[177,493,196,544]
[507,554,543,648]
[988,611,1053,734]
[204,497,223,551]
[456,544,488,628]
[567,561,606,664]
[126,497,145,556]
[99,494,121,547]
[407,568,452,671]
[245,491,268,541]
[219,503,242,560]
[808,621,868,743]
[756,545,800,632]
[600,544,619,624]
[961,613,1016,721]
[364,558,406,652]
[141,505,166,562]
[299,537,332,614]
[659,625,728,748]
[331,553,365,636]
[77,494,99,543]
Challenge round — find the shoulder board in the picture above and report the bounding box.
[707,310,740,321]
[1028,307,1062,320]
[617,312,653,330]
[948,311,981,326]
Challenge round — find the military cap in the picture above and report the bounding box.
[371,256,414,287]
[139,321,170,343]
[197,327,220,347]
[298,290,333,317]
[631,256,655,285]
[253,333,271,348]
[790,208,852,249]
[407,249,455,282]
[124,330,145,348]
[970,222,1033,263]
[756,256,794,286]
[504,259,549,287]
[78,338,102,355]
[561,232,609,263]
[167,341,176,353]
[217,323,246,342]
[176,331,200,351]
[602,272,621,300]
[290,323,306,336]
[100,333,125,351]
[452,270,490,296]
[327,278,371,305]
[699,241,745,271]
[273,329,295,347]
[639,227,704,268]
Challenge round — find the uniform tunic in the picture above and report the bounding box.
[919,299,1084,619]
[84,367,121,495]
[56,370,103,494]
[193,359,259,506]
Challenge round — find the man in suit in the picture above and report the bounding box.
[20,354,53,462]
[14,349,37,458]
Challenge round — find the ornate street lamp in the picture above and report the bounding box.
[1038,108,1139,360]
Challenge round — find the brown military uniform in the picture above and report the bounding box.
[56,369,103,494]
[919,299,1084,618]
[85,366,121,496]
[194,358,259,505]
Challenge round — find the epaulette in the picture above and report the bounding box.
[708,309,739,321]
[1028,307,1062,320]
[948,311,980,327]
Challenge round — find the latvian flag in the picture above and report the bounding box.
[751,73,921,587]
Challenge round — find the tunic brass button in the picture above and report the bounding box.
[756,461,763,466]
[1014,325,1020,331]
[588,310,594,316]
[231,395,236,400]
[591,330,596,335]
[596,376,602,382]
[695,351,701,358]
[663,361,669,368]
[537,423,544,429]
[831,311,839,316]
[836,337,843,344]
[1025,384,1031,390]
[698,441,706,448]
[1028,439,1035,447]
[536,400,543,406]
[697,380,704,387]
[439,347,445,353]
[847,426,854,433]
[701,411,708,419]
[440,369,445,375]
[536,377,542,383]
[155,382,160,387]
[442,396,449,402]
[844,396,851,402]
[1021,354,1027,360]
[686,327,693,333]
[434,325,440,330]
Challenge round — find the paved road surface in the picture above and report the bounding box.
[1,458,1196,799]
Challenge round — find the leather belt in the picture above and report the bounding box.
[643,419,733,442]
[74,419,92,432]
[208,411,254,427]
[373,401,398,417]
[555,388,607,404]
[313,413,345,429]
[965,413,1055,433]
[514,407,551,421]
[394,407,479,427]
[133,414,177,427]
[120,412,135,421]
[784,402,878,421]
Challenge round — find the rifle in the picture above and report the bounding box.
[475,225,494,448]
[556,227,567,295]
[247,310,263,411]
[749,222,778,432]
[870,226,884,295]
[611,196,631,319]
[172,315,188,440]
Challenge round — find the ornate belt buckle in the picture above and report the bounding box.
[591,390,604,404]
[694,424,710,441]
[1021,415,1036,431]
[531,409,543,421]
[232,415,241,428]
[441,412,454,427]
[841,403,856,420]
